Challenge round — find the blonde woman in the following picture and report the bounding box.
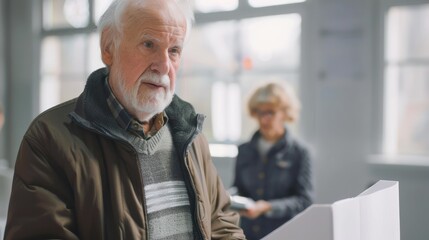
[232,82,313,240]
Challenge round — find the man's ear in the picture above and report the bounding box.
[100,28,114,66]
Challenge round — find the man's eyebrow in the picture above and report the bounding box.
[140,32,185,47]
[141,33,161,42]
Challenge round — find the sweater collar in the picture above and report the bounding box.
[104,77,166,139]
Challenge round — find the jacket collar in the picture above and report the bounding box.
[69,68,204,152]
[249,127,294,152]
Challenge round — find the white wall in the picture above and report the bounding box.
[0,0,6,161]
[0,0,9,232]
[302,0,373,202]
[0,169,12,218]
[4,0,40,164]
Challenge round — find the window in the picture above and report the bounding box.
[383,3,429,156]
[40,0,306,157]
[40,0,104,112]
[178,14,302,145]
[43,0,90,29]
[93,0,113,23]
[40,34,102,111]
[194,0,238,13]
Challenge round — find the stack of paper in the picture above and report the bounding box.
[230,195,255,211]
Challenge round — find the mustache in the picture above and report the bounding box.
[138,72,170,88]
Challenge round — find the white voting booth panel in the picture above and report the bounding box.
[262,180,400,240]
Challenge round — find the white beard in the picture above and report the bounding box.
[113,70,173,119]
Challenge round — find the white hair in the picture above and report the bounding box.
[98,0,194,51]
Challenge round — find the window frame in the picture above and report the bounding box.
[373,0,429,162]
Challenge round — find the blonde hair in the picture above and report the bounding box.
[248,82,301,123]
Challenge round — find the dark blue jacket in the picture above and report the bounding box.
[233,129,313,240]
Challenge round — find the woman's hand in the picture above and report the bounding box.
[240,200,272,219]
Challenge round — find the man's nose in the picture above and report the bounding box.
[150,51,170,75]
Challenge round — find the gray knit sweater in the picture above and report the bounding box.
[128,124,194,239]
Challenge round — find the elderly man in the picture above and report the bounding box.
[4,0,245,239]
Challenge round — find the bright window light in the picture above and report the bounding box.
[94,0,113,24]
[212,82,227,141]
[383,66,399,155]
[194,0,238,13]
[383,4,429,156]
[209,144,238,158]
[227,83,241,141]
[249,0,305,8]
[211,82,242,142]
[64,0,89,28]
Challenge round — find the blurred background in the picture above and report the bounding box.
[0,0,428,239]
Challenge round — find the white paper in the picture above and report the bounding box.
[358,181,400,240]
[332,198,360,240]
[262,180,400,240]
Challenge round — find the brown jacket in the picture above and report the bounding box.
[5,69,245,240]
